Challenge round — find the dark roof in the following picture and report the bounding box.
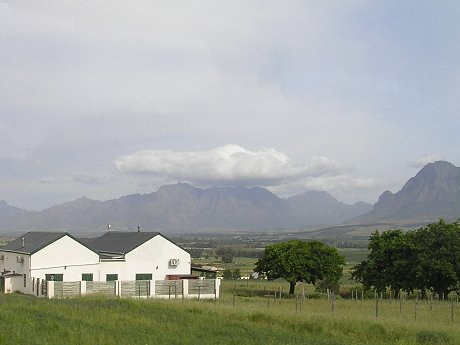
[1,232,68,255]
[1,231,186,258]
[87,231,160,255]
[191,266,218,273]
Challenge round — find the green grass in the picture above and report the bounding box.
[1,286,460,345]
[338,248,369,265]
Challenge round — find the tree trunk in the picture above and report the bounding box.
[289,281,295,295]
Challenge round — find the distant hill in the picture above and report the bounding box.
[0,183,370,234]
[351,161,460,224]
[286,191,372,225]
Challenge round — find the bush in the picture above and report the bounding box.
[315,279,340,294]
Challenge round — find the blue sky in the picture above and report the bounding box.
[0,1,459,210]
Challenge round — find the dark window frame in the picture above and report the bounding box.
[106,274,118,281]
[82,273,93,281]
[45,274,63,281]
[135,273,153,281]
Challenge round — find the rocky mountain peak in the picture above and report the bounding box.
[352,161,460,223]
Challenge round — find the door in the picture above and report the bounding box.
[0,276,4,293]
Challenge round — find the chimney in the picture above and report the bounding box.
[137,225,140,233]
[21,238,25,248]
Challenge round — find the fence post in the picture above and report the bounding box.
[331,292,335,314]
[150,280,155,298]
[115,280,120,297]
[81,281,87,296]
[47,281,54,299]
[215,279,220,299]
[375,292,379,318]
[296,293,298,312]
[399,291,403,317]
[182,279,189,299]
[430,294,433,312]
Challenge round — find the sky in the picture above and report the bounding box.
[0,0,459,210]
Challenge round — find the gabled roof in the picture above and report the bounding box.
[87,231,161,255]
[0,232,94,255]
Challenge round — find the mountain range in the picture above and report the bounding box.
[0,160,459,234]
[0,184,370,234]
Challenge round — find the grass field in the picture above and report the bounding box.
[1,281,459,345]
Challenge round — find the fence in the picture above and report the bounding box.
[155,280,183,298]
[47,279,220,299]
[86,281,117,296]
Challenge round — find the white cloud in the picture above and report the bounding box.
[114,145,344,186]
[412,154,443,168]
[268,174,379,201]
[38,173,110,185]
[303,175,378,192]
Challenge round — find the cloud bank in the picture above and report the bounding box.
[113,145,375,196]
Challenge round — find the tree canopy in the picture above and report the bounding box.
[352,219,460,296]
[254,239,345,294]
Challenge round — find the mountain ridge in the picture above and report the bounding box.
[351,161,460,224]
[0,184,370,234]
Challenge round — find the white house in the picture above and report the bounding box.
[85,231,191,282]
[0,231,192,295]
[0,232,100,294]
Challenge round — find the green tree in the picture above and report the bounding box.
[412,219,460,296]
[352,229,418,294]
[233,268,241,279]
[222,268,241,280]
[222,268,233,280]
[254,240,345,295]
[217,247,236,263]
[352,220,460,297]
[221,253,234,264]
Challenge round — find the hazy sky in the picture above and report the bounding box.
[1,1,459,210]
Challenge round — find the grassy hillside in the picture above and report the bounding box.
[1,288,459,345]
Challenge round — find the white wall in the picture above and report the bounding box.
[31,235,100,282]
[0,251,32,294]
[0,251,30,277]
[99,235,191,281]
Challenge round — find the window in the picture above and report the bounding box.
[24,274,27,287]
[45,274,63,281]
[106,274,118,281]
[82,273,93,281]
[135,274,152,281]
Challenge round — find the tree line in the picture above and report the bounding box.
[352,219,460,297]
